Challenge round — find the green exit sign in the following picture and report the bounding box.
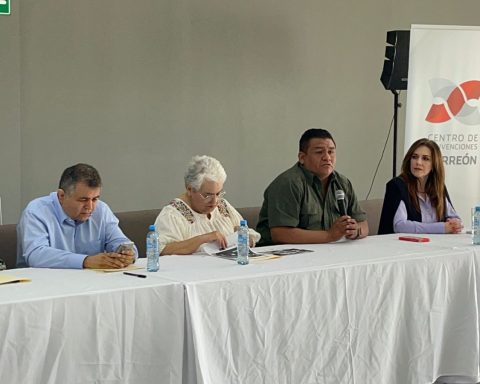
[0,0,10,15]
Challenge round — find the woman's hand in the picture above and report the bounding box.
[445,218,463,234]
[203,231,228,249]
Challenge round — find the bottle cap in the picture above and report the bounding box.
[149,224,156,231]
[240,219,247,226]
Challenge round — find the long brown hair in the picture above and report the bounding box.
[399,138,446,220]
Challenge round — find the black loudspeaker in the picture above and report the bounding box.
[380,30,410,91]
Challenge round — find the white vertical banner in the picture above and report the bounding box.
[405,24,480,229]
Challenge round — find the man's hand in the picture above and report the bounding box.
[117,248,135,258]
[83,252,135,269]
[328,216,358,241]
[344,218,361,240]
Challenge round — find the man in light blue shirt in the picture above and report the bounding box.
[17,163,137,269]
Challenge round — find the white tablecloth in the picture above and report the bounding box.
[2,234,479,384]
[0,268,185,384]
[156,234,480,384]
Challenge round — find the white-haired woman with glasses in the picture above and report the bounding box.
[154,155,261,255]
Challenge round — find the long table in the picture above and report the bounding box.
[156,233,480,384]
[0,268,185,384]
[1,234,479,384]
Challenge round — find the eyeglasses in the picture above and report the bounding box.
[197,190,226,201]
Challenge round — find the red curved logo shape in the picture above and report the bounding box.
[426,80,480,124]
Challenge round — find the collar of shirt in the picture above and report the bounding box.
[297,162,334,185]
[296,163,340,198]
[49,191,77,226]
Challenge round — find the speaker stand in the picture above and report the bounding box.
[391,90,401,178]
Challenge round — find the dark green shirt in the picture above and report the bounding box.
[256,163,366,246]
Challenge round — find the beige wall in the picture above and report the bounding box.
[1,0,480,224]
[0,3,20,224]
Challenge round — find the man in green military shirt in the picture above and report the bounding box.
[256,128,369,246]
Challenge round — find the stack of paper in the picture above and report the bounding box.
[0,274,31,285]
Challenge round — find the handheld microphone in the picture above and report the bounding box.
[335,190,347,216]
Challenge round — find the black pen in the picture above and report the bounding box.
[123,271,147,278]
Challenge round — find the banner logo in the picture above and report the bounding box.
[425,79,480,125]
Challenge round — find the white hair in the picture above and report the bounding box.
[184,155,227,190]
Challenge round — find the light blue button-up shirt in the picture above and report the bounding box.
[17,192,137,268]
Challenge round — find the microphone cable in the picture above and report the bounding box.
[365,105,397,200]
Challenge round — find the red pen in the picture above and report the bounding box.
[398,236,430,242]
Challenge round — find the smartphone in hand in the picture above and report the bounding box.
[115,241,135,254]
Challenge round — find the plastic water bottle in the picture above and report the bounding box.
[472,206,480,245]
[146,224,160,272]
[237,219,249,265]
